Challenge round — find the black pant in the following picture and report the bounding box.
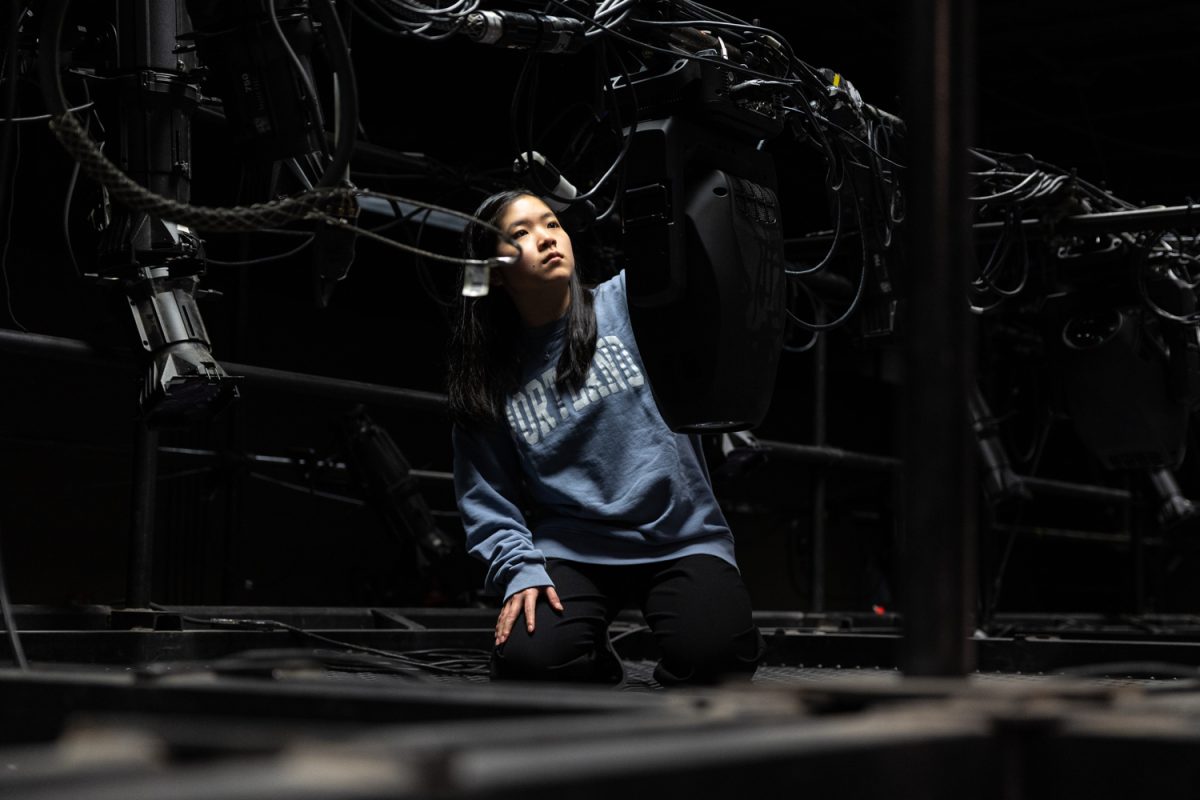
[492,554,764,686]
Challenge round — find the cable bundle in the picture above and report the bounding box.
[348,0,485,39]
[968,147,1200,327]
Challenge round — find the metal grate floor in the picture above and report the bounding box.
[317,660,1174,691]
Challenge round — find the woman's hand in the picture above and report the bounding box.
[496,585,564,646]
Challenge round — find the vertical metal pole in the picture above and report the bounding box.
[901,0,978,675]
[116,0,194,203]
[117,0,189,609]
[811,326,828,612]
[126,420,159,608]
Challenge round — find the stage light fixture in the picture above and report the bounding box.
[126,259,239,427]
[619,60,787,432]
[1054,305,1188,469]
[340,407,456,571]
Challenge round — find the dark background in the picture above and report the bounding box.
[2,1,1198,615]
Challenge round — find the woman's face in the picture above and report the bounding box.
[493,195,575,294]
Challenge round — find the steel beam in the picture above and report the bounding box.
[900,0,979,676]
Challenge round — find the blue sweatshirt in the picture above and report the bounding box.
[452,270,737,601]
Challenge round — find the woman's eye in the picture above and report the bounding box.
[512,230,527,239]
[548,221,560,228]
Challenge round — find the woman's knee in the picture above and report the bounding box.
[654,623,765,685]
[652,628,763,686]
[491,611,619,682]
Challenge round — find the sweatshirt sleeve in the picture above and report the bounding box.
[452,422,553,602]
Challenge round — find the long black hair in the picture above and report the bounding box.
[447,190,597,426]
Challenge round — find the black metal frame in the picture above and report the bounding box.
[1,326,448,610]
[4,325,1137,622]
[6,602,1200,800]
[15,603,1200,675]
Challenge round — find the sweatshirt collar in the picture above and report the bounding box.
[521,312,568,345]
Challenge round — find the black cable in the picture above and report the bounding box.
[677,0,740,22]
[866,118,902,245]
[346,0,411,38]
[347,0,476,40]
[422,0,883,271]
[266,0,329,158]
[540,0,818,88]
[368,196,414,235]
[0,518,29,670]
[0,0,18,177]
[510,50,539,187]
[60,91,96,279]
[775,86,851,277]
[532,101,597,164]
[206,234,316,266]
[971,171,1042,203]
[780,103,906,172]
[0,100,93,122]
[310,0,359,185]
[260,227,317,237]
[589,39,636,221]
[136,646,487,680]
[975,146,1136,211]
[519,35,636,218]
[676,2,825,93]
[270,0,362,190]
[507,0,623,199]
[1138,232,1200,327]
[1,123,25,331]
[971,211,1029,299]
[181,615,488,677]
[392,647,490,672]
[972,146,1135,213]
[409,204,458,310]
[608,624,648,644]
[785,189,842,276]
[787,150,870,332]
[626,13,801,68]
[0,0,24,331]
[782,280,822,353]
[377,0,475,24]
[783,329,821,354]
[353,187,522,265]
[364,195,458,310]
[39,0,361,231]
